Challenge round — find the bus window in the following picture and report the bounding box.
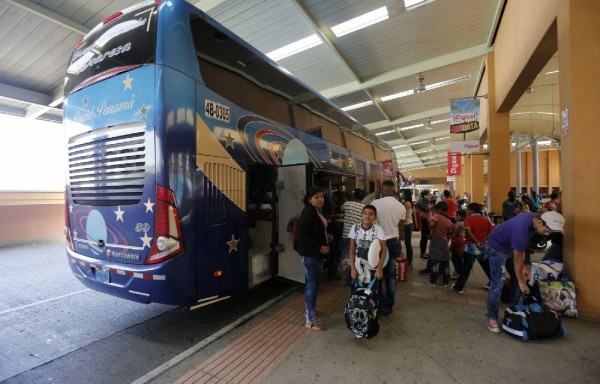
[65,2,158,95]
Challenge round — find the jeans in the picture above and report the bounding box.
[302,256,324,324]
[404,223,414,264]
[430,261,450,285]
[453,252,475,290]
[485,247,518,320]
[420,218,430,255]
[379,237,401,313]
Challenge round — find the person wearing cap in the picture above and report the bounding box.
[484,211,565,334]
[340,189,366,282]
[541,211,565,262]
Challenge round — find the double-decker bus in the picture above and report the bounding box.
[63,0,393,306]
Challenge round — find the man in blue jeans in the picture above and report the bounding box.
[372,180,405,316]
[485,211,565,333]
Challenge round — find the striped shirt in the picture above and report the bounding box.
[341,201,365,238]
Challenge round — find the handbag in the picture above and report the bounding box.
[538,280,578,318]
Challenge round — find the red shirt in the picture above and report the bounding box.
[445,198,457,219]
[464,214,494,244]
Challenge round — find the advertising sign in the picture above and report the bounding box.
[450,98,480,135]
[447,152,462,176]
[449,140,480,153]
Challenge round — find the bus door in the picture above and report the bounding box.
[276,164,311,283]
[247,164,277,287]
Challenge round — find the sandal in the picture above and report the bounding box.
[305,322,327,331]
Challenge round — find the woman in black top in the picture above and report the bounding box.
[296,186,330,331]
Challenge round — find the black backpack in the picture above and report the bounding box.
[344,279,380,338]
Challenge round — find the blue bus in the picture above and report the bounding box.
[63,0,393,306]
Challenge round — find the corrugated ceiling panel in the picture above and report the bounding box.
[305,0,498,79]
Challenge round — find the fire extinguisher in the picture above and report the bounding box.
[397,254,408,282]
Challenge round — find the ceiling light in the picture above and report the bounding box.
[431,118,450,124]
[410,140,429,146]
[397,153,417,157]
[414,73,426,93]
[426,75,471,91]
[437,136,450,140]
[375,129,395,136]
[405,0,429,8]
[381,89,414,102]
[425,117,432,130]
[341,101,373,111]
[545,70,559,75]
[331,6,389,37]
[483,144,488,150]
[392,144,407,149]
[266,34,322,61]
[399,123,424,131]
[538,140,552,145]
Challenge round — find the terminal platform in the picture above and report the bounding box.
[149,258,600,384]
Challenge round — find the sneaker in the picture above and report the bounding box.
[486,319,501,333]
[419,268,430,275]
[450,272,459,280]
[420,253,429,259]
[483,282,490,290]
[429,282,437,287]
[452,284,464,294]
[443,284,450,288]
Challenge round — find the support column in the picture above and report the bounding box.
[464,155,472,201]
[558,0,600,318]
[516,151,522,194]
[532,139,539,194]
[471,153,484,203]
[486,51,512,214]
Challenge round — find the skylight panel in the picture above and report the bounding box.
[331,7,389,37]
[266,34,322,61]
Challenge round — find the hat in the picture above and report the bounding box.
[541,211,565,233]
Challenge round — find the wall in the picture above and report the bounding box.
[0,192,64,245]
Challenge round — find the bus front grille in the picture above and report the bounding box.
[68,123,149,206]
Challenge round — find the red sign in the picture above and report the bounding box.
[447,152,462,176]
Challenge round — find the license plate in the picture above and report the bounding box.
[96,269,110,283]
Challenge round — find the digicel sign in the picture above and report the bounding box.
[447,152,462,176]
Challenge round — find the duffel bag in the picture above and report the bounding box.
[502,295,567,341]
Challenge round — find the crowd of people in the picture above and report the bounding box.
[294,181,565,335]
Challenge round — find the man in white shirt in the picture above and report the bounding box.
[372,180,406,316]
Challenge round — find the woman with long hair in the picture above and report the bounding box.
[296,186,330,331]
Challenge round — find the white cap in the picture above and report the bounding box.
[541,211,565,233]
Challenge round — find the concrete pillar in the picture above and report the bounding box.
[471,153,485,203]
[486,51,512,214]
[532,139,539,194]
[558,0,600,318]
[516,150,522,194]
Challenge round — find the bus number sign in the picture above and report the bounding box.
[205,99,230,123]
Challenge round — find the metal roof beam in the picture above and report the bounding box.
[320,44,491,99]
[6,0,89,35]
[0,83,51,106]
[366,106,449,131]
[25,85,64,119]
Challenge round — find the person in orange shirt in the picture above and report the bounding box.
[443,190,458,223]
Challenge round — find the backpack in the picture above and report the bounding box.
[502,296,567,341]
[344,279,379,338]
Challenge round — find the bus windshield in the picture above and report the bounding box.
[64,1,159,95]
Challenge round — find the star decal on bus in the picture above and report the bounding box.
[114,206,125,222]
[139,104,149,119]
[140,232,152,249]
[123,74,133,90]
[224,132,236,148]
[144,198,155,213]
[226,234,240,254]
